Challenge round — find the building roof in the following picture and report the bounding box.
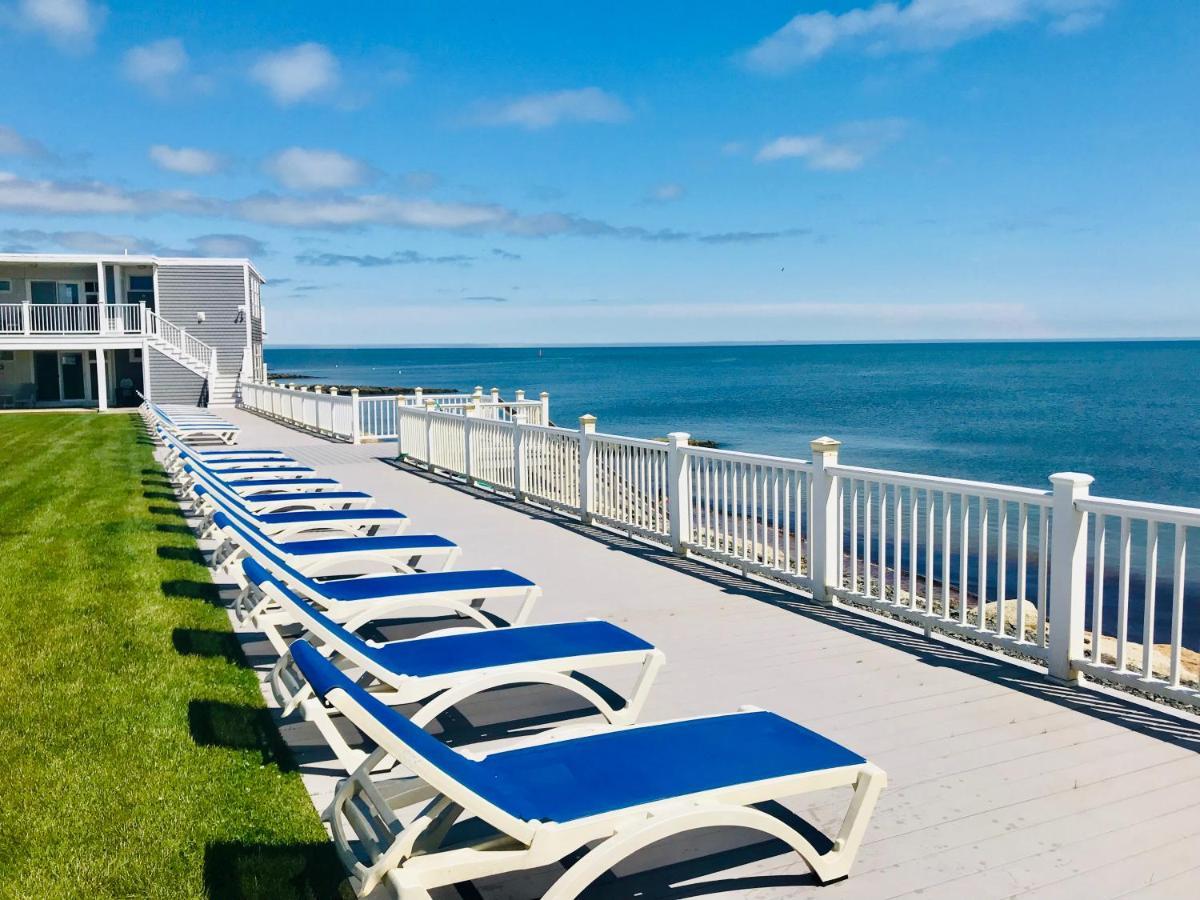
[0,253,265,283]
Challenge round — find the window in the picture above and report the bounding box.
[0,279,11,293]
[129,348,142,362]
[84,281,99,303]
[127,274,154,305]
[0,350,14,361]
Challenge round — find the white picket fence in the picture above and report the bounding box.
[239,381,549,443]
[396,405,1200,708]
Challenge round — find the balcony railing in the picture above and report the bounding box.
[0,303,144,336]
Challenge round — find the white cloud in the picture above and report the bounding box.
[0,125,50,158]
[646,183,686,203]
[756,119,908,170]
[237,194,510,230]
[744,0,1112,72]
[0,170,213,215]
[14,0,105,49]
[148,144,222,176]
[471,87,630,130]
[263,147,371,191]
[250,43,340,105]
[122,38,188,95]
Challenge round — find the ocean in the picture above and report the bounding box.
[266,341,1200,508]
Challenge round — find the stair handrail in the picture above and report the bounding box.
[145,308,218,373]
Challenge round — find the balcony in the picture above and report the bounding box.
[0,302,145,336]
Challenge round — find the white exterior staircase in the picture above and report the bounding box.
[144,308,238,406]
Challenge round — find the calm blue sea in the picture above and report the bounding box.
[267,341,1200,508]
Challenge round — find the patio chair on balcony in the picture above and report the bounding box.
[247,561,665,773]
[291,639,886,899]
[211,512,541,633]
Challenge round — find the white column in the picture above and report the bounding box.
[809,437,843,603]
[423,398,436,467]
[578,414,596,523]
[540,391,550,426]
[512,411,526,500]
[667,432,692,555]
[95,349,108,412]
[96,261,108,335]
[1048,472,1094,684]
[490,386,501,405]
[350,388,361,444]
[141,341,152,403]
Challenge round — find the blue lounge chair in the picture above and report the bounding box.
[251,561,664,772]
[207,491,456,576]
[189,477,398,536]
[213,512,541,633]
[145,401,239,444]
[293,641,886,898]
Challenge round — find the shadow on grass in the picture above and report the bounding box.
[148,504,186,517]
[173,627,248,667]
[158,544,206,564]
[156,523,194,536]
[189,699,298,771]
[162,578,223,606]
[144,490,177,501]
[203,841,350,900]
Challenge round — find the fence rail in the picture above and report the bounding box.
[239,381,550,444]
[393,407,1199,709]
[0,302,144,335]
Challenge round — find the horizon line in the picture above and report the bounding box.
[264,336,1200,350]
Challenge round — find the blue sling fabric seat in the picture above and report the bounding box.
[313,568,534,603]
[280,533,455,558]
[293,640,886,898]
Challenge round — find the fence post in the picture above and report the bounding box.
[314,385,325,434]
[512,411,526,500]
[667,432,692,555]
[349,388,361,444]
[413,387,423,408]
[578,414,596,523]
[423,398,436,469]
[1048,472,1094,684]
[490,386,500,405]
[540,391,550,425]
[139,301,148,334]
[473,385,484,405]
[463,403,477,482]
[514,389,525,402]
[809,437,842,604]
[21,300,31,335]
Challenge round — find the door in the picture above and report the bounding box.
[34,351,59,401]
[59,352,85,400]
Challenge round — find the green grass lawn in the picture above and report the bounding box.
[0,414,343,898]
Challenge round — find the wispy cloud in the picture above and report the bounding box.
[0,227,264,257]
[0,125,52,159]
[491,248,521,260]
[297,249,475,267]
[148,144,223,176]
[263,147,372,191]
[470,87,630,130]
[187,233,265,257]
[0,169,815,246]
[645,182,686,203]
[122,38,188,95]
[10,0,105,50]
[463,295,509,303]
[756,118,908,170]
[744,0,1112,73]
[250,43,340,105]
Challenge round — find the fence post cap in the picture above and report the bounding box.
[350,387,360,396]
[515,389,526,399]
[1049,472,1093,492]
[414,386,423,395]
[666,431,690,446]
[314,385,323,393]
[540,391,550,399]
[329,387,338,395]
[810,436,842,455]
[579,413,597,432]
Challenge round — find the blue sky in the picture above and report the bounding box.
[0,0,1196,345]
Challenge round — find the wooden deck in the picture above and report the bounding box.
[211,409,1200,899]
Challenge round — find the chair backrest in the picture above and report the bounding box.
[290,639,538,836]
